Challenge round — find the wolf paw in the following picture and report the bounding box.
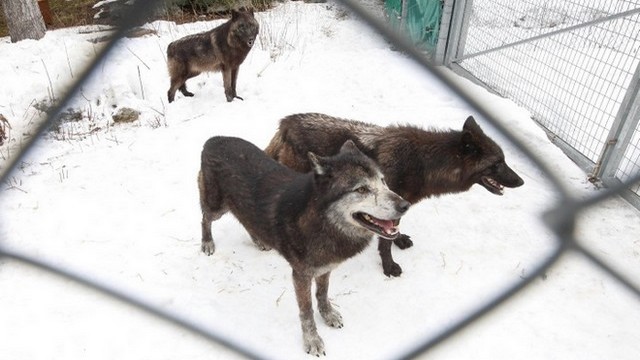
[201,241,215,256]
[304,334,326,357]
[394,234,413,249]
[225,92,245,102]
[320,308,343,328]
[383,262,402,277]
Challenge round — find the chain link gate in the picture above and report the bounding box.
[438,0,640,209]
[1,0,640,359]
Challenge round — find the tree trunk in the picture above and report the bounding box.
[1,0,46,43]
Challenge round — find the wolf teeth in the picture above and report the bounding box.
[488,178,504,190]
[364,214,381,227]
[362,213,380,226]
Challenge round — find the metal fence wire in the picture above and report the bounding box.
[439,0,640,209]
[1,0,640,359]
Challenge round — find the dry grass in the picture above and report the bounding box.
[0,0,275,38]
[0,0,95,37]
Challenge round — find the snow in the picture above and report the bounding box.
[1,2,639,359]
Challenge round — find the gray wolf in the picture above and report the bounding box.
[265,113,524,277]
[166,8,259,103]
[199,136,410,356]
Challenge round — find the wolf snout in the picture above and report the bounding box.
[497,163,525,188]
[511,174,525,187]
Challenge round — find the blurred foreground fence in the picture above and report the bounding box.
[434,0,640,209]
[1,0,640,359]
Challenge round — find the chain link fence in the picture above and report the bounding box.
[0,0,639,358]
[439,0,640,209]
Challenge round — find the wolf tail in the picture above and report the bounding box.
[264,127,285,161]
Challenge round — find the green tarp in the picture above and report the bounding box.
[385,0,442,51]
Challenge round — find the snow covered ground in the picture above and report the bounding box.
[1,2,639,359]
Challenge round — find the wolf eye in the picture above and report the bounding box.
[355,186,370,194]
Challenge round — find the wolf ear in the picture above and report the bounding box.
[461,117,480,153]
[339,140,363,156]
[461,116,484,152]
[463,116,484,135]
[232,7,253,18]
[308,152,326,175]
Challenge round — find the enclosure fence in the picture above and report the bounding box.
[437,0,640,209]
[1,0,640,359]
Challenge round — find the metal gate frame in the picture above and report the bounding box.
[437,0,640,209]
[596,61,640,208]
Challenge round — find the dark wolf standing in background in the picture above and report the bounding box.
[265,113,524,277]
[198,137,409,356]
[166,8,259,103]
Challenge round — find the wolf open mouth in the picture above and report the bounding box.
[354,213,400,240]
[480,176,505,195]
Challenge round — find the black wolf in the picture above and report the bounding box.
[166,8,259,103]
[199,136,410,356]
[265,113,524,277]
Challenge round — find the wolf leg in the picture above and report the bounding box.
[315,272,343,328]
[223,67,243,102]
[201,211,216,255]
[222,67,234,102]
[167,65,189,103]
[394,233,413,249]
[230,67,243,100]
[179,84,194,97]
[293,269,325,356]
[179,71,198,97]
[378,238,402,277]
[167,81,181,103]
[168,68,198,102]
[198,170,226,255]
[201,205,227,255]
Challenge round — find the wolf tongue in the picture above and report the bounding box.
[371,217,396,233]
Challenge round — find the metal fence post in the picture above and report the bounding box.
[434,0,455,64]
[443,0,472,66]
[593,61,640,208]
